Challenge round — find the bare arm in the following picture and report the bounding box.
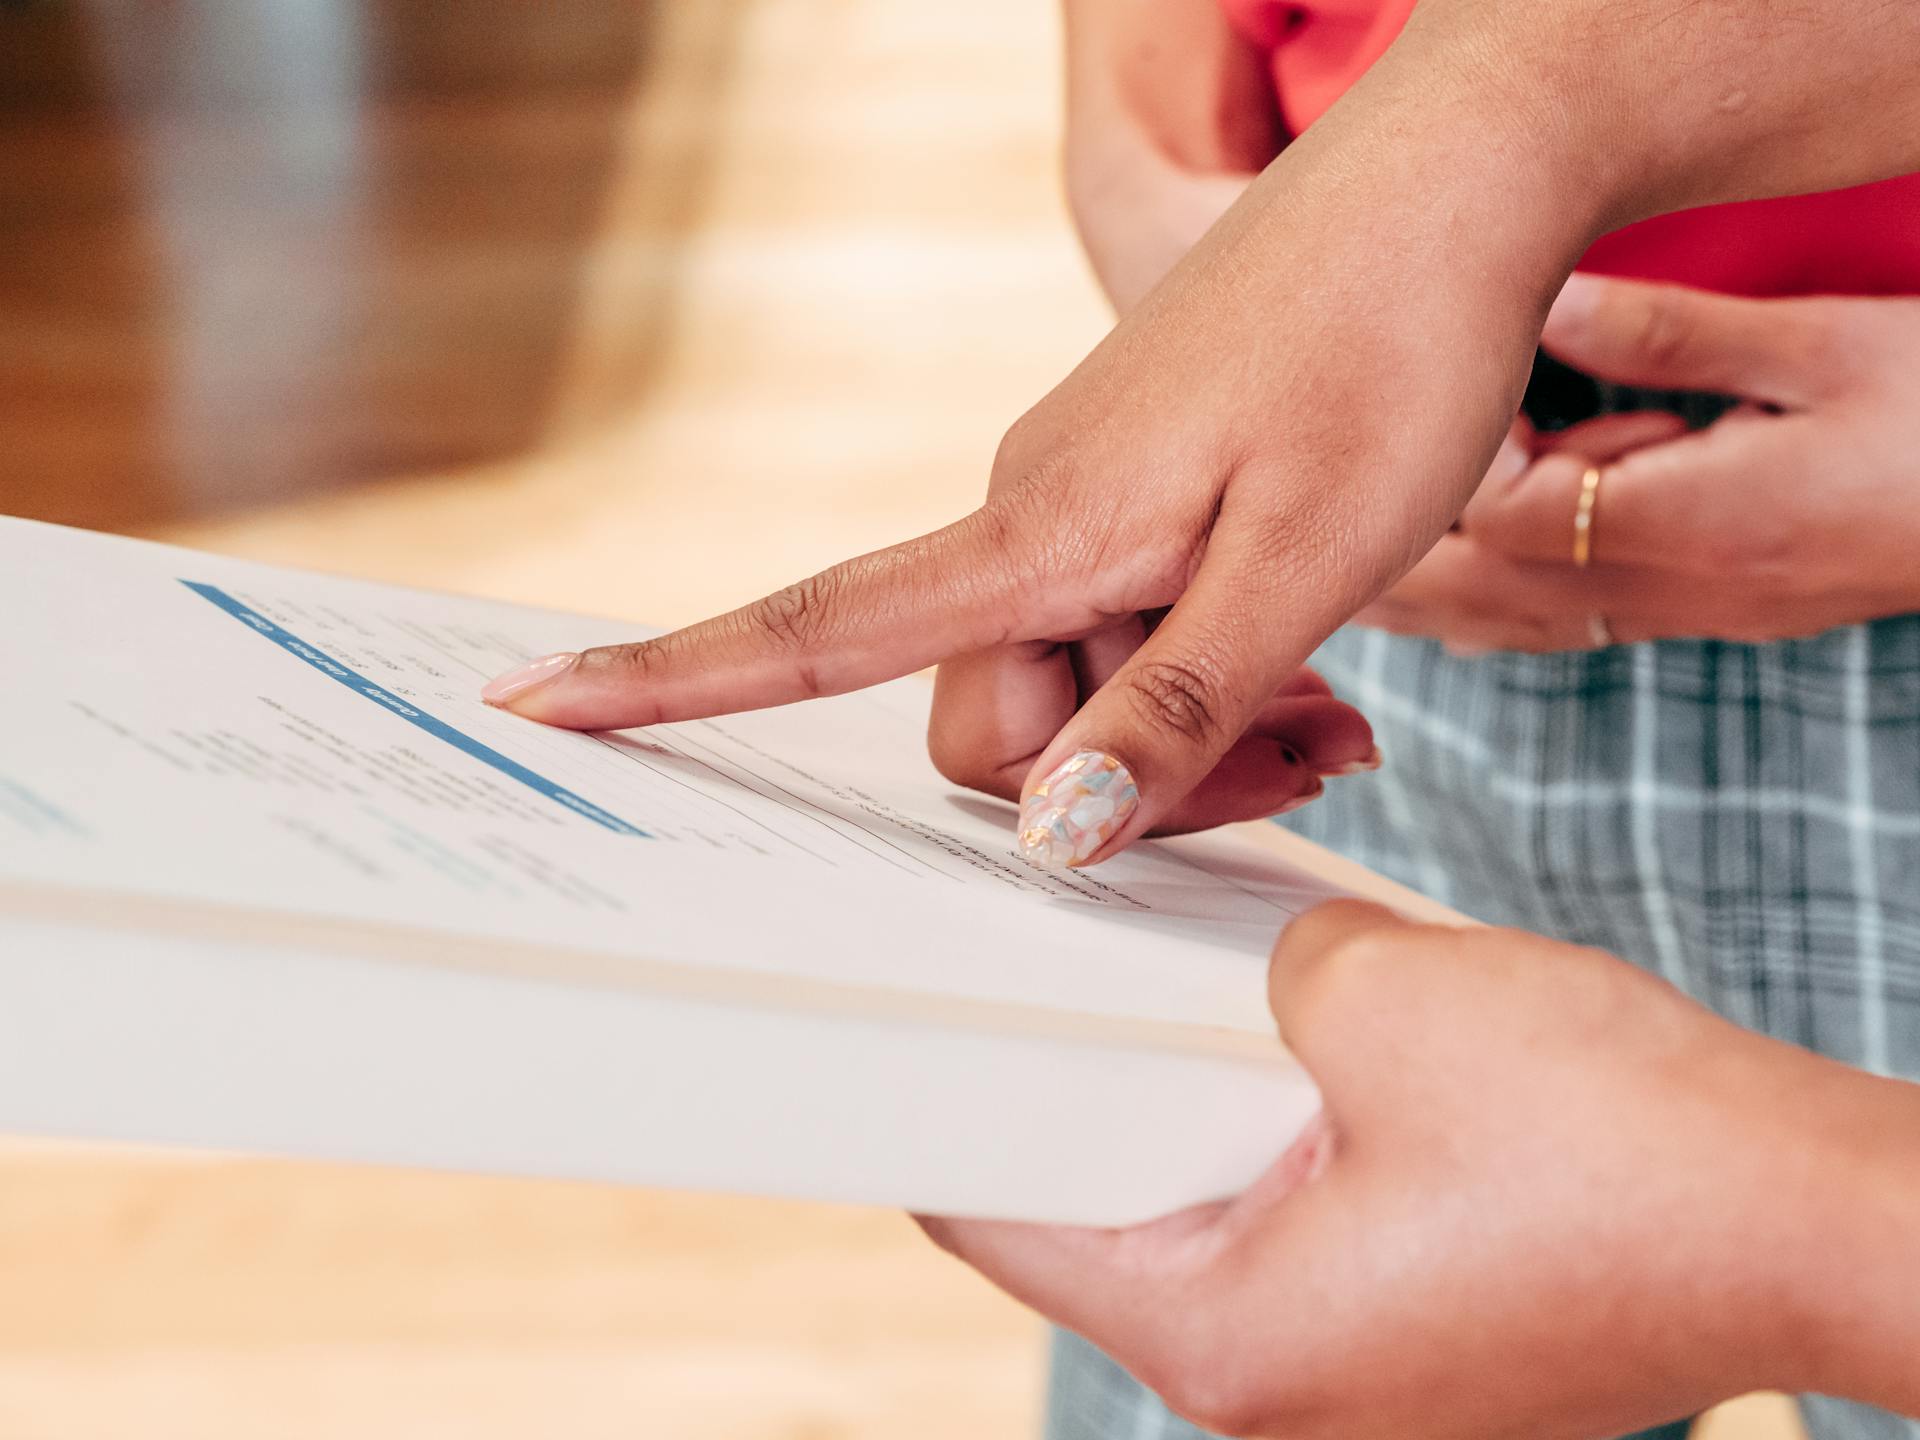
[1061,0,1281,179]
[490,0,1920,876]
[1804,1062,1920,1416]
[923,908,1920,1436]
[1061,0,1283,312]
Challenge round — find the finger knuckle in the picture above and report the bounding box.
[1695,528,1750,574]
[1150,1341,1274,1438]
[926,723,1001,793]
[1160,1377,1261,1438]
[1123,658,1227,749]
[1135,1265,1322,1438]
[743,572,837,652]
[988,411,1084,517]
[925,729,975,788]
[990,408,1044,482]
[1288,921,1403,1016]
[963,493,1045,586]
[1629,289,1695,371]
[1701,508,1798,581]
[1745,518,1809,587]
[589,638,672,695]
[991,469,1137,596]
[734,572,845,696]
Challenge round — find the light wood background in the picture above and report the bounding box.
[0,1,1805,1435]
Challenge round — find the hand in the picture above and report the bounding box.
[920,903,1920,1439]
[482,0,1920,867]
[1360,275,1920,652]
[484,55,1575,862]
[911,0,1370,845]
[917,0,1369,847]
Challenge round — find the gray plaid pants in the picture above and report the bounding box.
[1048,621,1920,1440]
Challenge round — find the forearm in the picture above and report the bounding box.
[1790,1063,1920,1415]
[1061,0,1281,180]
[1061,1,1284,314]
[1126,0,1920,623]
[1391,0,1920,226]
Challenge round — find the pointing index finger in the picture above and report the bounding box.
[484,507,1073,730]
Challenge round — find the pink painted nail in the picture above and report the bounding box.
[1019,750,1140,868]
[481,652,579,708]
[1322,747,1383,778]
[1276,780,1325,815]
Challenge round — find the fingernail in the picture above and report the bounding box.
[1321,746,1383,778]
[1276,780,1325,815]
[1018,750,1140,868]
[481,652,579,708]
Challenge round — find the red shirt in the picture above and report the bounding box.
[1223,0,1920,296]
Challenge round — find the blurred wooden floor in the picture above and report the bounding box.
[0,1,1806,1436]
[0,1145,1037,1440]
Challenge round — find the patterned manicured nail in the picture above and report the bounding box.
[482,652,579,708]
[1276,780,1325,815]
[1019,750,1140,868]
[1322,746,1383,778]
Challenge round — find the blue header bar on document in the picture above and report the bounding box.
[181,582,648,837]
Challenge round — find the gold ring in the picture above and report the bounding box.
[1572,465,1602,568]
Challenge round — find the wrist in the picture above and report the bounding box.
[1619,1028,1920,1414]
[1372,1,1668,229]
[1239,33,1613,325]
[1775,1061,1920,1412]
[1331,28,1623,255]
[1384,0,1920,227]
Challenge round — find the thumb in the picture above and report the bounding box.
[1265,899,1414,1058]
[1542,272,1827,409]
[1014,519,1312,868]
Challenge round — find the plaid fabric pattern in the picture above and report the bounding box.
[1049,619,1920,1440]
[1297,624,1920,1080]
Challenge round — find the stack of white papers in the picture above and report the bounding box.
[0,518,1451,1223]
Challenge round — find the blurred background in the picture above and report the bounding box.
[0,2,1803,1436]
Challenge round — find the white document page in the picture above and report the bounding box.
[0,517,1392,1039]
